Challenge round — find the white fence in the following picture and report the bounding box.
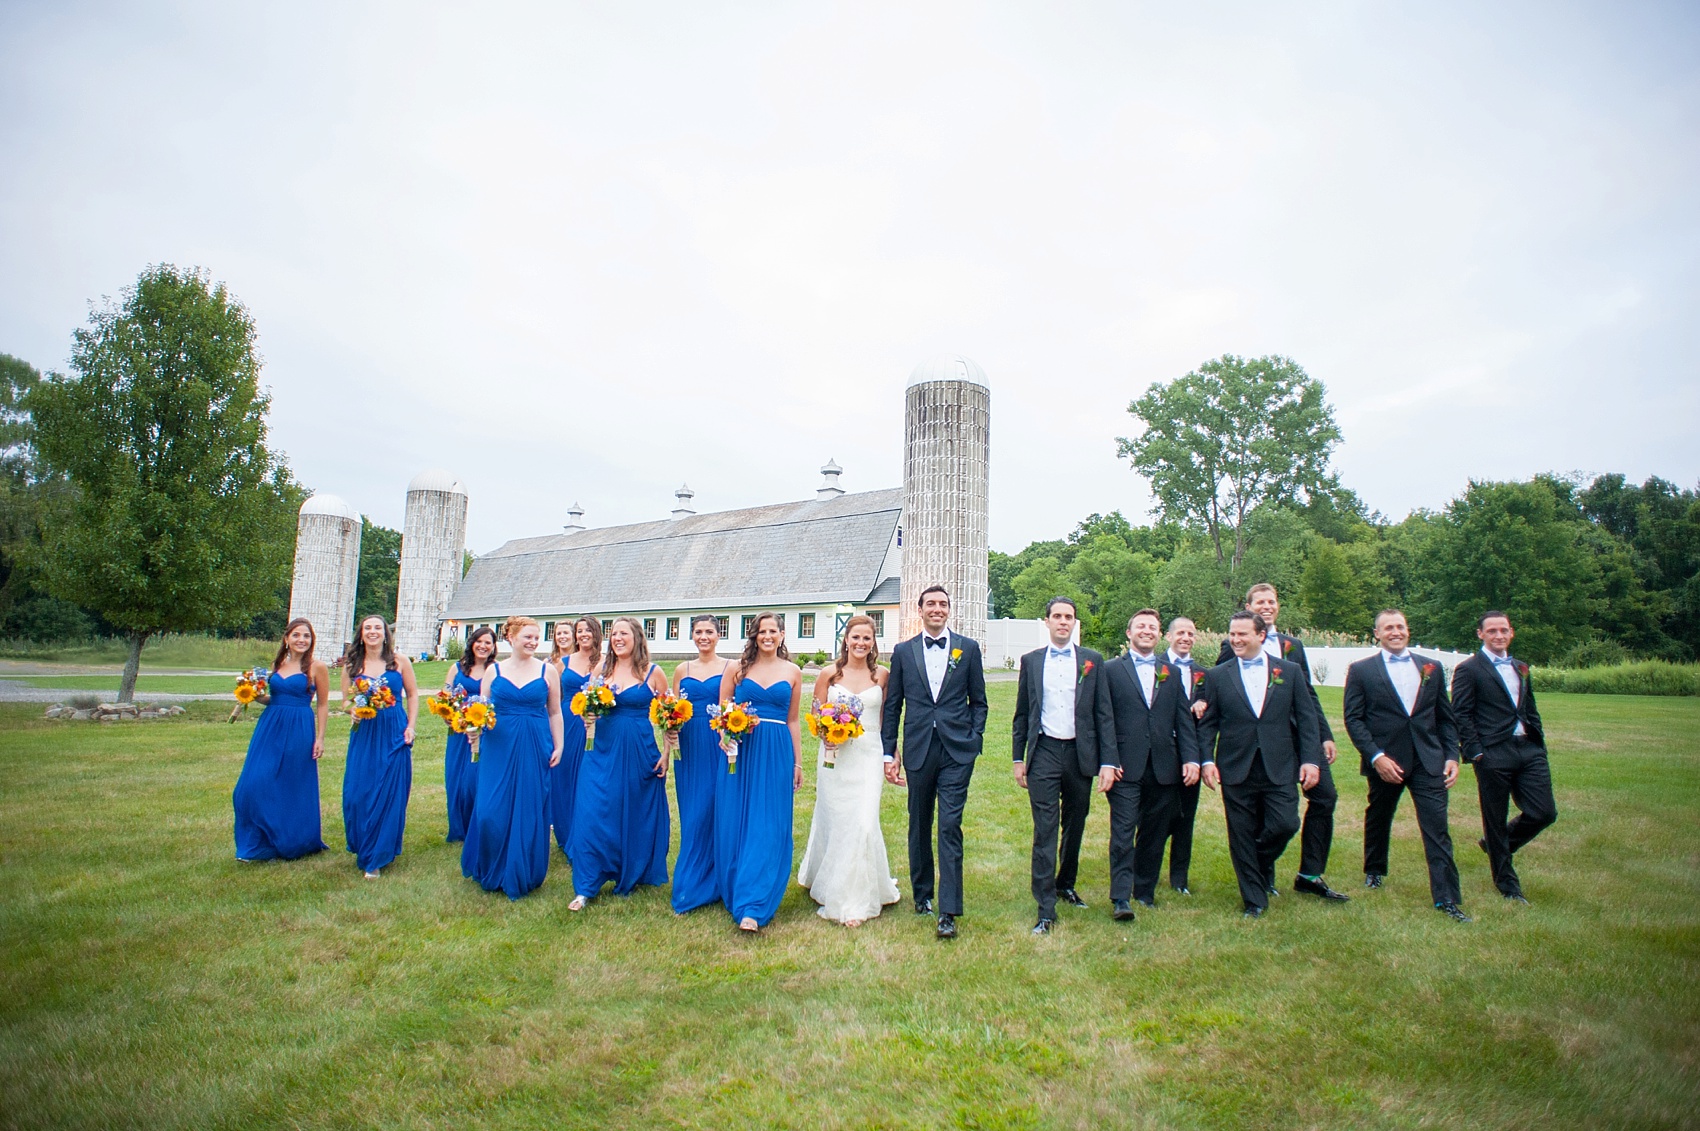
[982,618,1078,669]
[1302,645,1474,688]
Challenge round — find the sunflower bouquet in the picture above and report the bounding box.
[228,667,270,722]
[708,700,758,773]
[805,692,865,769]
[348,675,396,730]
[569,674,618,750]
[459,696,497,761]
[650,692,694,756]
[427,686,468,728]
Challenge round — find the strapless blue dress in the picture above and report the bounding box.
[552,665,589,857]
[342,668,412,873]
[461,662,553,899]
[712,678,797,926]
[569,668,670,898]
[232,671,326,860]
[671,672,725,913]
[443,667,482,843]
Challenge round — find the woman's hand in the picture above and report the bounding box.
[652,751,668,778]
[793,761,804,790]
[312,737,324,760]
[403,725,415,745]
[549,747,562,769]
[666,729,680,750]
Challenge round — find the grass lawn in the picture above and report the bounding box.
[0,686,1695,1130]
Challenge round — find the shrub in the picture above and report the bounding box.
[1530,661,1699,696]
[1557,639,1631,669]
[444,636,464,662]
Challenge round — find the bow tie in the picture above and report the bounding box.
[1048,647,1072,659]
[1132,655,1156,666]
[925,636,948,650]
[1240,658,1265,669]
[1491,656,1516,667]
[1386,653,1413,664]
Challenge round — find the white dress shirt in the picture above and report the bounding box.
[1238,655,1268,718]
[1371,648,1421,765]
[1040,644,1077,739]
[1167,650,1195,700]
[1483,647,1525,735]
[1261,631,1284,662]
[922,629,950,700]
[1129,649,1159,704]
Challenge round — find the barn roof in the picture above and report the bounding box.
[445,488,902,619]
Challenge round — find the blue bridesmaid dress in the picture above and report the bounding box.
[232,671,327,860]
[670,669,726,913]
[461,662,554,899]
[551,664,590,857]
[341,668,412,874]
[569,668,670,898]
[712,677,797,926]
[443,665,483,843]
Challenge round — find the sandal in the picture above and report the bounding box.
[568,895,587,912]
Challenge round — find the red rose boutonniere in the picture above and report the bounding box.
[1269,668,1286,687]
[1078,660,1094,682]
[1191,669,1207,689]
[1156,664,1170,684]
[1515,661,1529,678]
[1281,637,1295,656]
[1419,663,1438,685]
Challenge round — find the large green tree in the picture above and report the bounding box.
[27,266,302,700]
[354,518,403,622]
[1117,354,1341,574]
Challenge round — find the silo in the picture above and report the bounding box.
[288,494,362,665]
[901,355,991,644]
[395,469,469,657]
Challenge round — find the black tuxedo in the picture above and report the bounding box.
[1161,652,1207,889]
[1218,632,1338,878]
[1198,656,1321,911]
[1451,651,1556,897]
[1012,645,1112,918]
[882,631,988,916]
[1102,653,1201,902]
[1342,651,1461,905]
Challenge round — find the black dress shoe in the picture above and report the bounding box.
[936,914,957,939]
[913,898,934,916]
[1058,889,1089,909]
[1478,838,1488,854]
[1436,901,1472,922]
[1503,891,1530,905]
[1031,917,1054,936]
[1265,884,1280,897]
[1111,899,1135,921]
[1364,874,1384,889]
[1170,883,1191,896]
[1242,904,1264,919]
[1293,876,1350,902]
[1135,897,1157,909]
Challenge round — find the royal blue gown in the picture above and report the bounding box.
[341,668,412,873]
[671,671,725,913]
[712,678,797,926]
[569,668,670,898]
[232,671,327,860]
[551,665,590,857]
[461,662,554,899]
[443,666,483,843]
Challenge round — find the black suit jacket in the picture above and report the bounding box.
[1102,653,1200,785]
[1451,652,1544,761]
[1010,645,1114,776]
[1218,632,1335,745]
[881,632,989,769]
[1196,657,1321,787]
[1342,652,1459,777]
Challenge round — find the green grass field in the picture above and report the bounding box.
[1,686,1696,1130]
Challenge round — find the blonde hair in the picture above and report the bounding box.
[503,615,541,641]
[600,616,651,677]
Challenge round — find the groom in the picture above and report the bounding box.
[883,584,989,940]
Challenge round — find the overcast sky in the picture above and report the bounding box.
[3,2,1696,554]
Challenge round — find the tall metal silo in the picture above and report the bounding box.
[288,494,362,665]
[395,469,468,657]
[901,355,991,644]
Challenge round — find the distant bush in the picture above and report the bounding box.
[444,636,464,662]
[1531,661,1699,697]
[1557,639,1632,669]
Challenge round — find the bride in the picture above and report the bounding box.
[797,615,900,926]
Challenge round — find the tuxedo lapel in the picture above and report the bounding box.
[1368,654,1409,716]
[1482,654,1519,713]
[1227,663,1259,717]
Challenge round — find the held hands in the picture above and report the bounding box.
[1299,763,1321,791]
[1443,759,1459,788]
[1373,756,1405,784]
[1323,739,1338,765]
[884,759,906,787]
[1201,763,1220,791]
[1097,765,1120,794]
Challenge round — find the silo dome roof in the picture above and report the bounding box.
[407,468,467,494]
[907,354,988,389]
[299,493,359,520]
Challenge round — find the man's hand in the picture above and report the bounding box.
[1323,739,1337,765]
[1443,759,1459,788]
[1201,763,1220,791]
[1181,762,1200,787]
[1013,760,1029,790]
[1373,755,1405,784]
[1097,765,1119,793]
[1191,699,1208,720]
[1299,762,1320,791]
[884,760,906,786]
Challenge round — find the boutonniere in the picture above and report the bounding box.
[1269,668,1286,687]
[1155,664,1170,684]
[947,647,963,672]
[1191,669,1207,688]
[1515,661,1529,677]
[1419,663,1438,685]
[1281,637,1294,656]
[1078,660,1094,681]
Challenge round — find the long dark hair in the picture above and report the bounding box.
[273,618,317,672]
[600,616,651,678]
[460,625,497,676]
[732,612,789,686]
[344,615,398,672]
[573,616,604,667]
[824,614,880,690]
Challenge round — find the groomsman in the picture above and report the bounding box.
[1451,611,1557,904]
[1198,611,1323,918]
[1342,609,1469,921]
[1101,609,1200,919]
[1161,616,1206,894]
[883,585,989,939]
[1217,583,1348,901]
[1011,597,1115,935]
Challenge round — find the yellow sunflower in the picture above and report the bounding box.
[233,684,258,704]
[570,691,588,716]
[463,702,490,728]
[353,706,377,720]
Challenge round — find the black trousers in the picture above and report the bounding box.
[1166,779,1201,887]
[1026,735,1093,919]
[1220,757,1301,911]
[1108,764,1178,902]
[1472,738,1557,896]
[1298,757,1337,877]
[1362,761,1461,905]
[907,735,976,916]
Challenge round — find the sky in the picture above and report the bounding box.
[2,1,1696,554]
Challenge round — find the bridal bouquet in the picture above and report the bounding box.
[228,667,270,722]
[569,675,618,750]
[805,693,864,769]
[650,692,694,755]
[708,700,758,773]
[348,675,396,730]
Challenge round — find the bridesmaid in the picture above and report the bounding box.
[442,626,495,843]
[461,617,563,899]
[567,616,670,911]
[669,614,731,914]
[549,617,601,859]
[233,618,331,860]
[714,612,803,931]
[341,615,419,878]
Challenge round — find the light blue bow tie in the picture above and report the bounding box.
[1133,655,1156,666]
[1240,657,1264,669]
[1049,648,1071,659]
[1172,656,1190,665]
[1491,656,1516,667]
[1387,653,1413,664]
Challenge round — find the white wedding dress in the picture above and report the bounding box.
[797,683,900,923]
